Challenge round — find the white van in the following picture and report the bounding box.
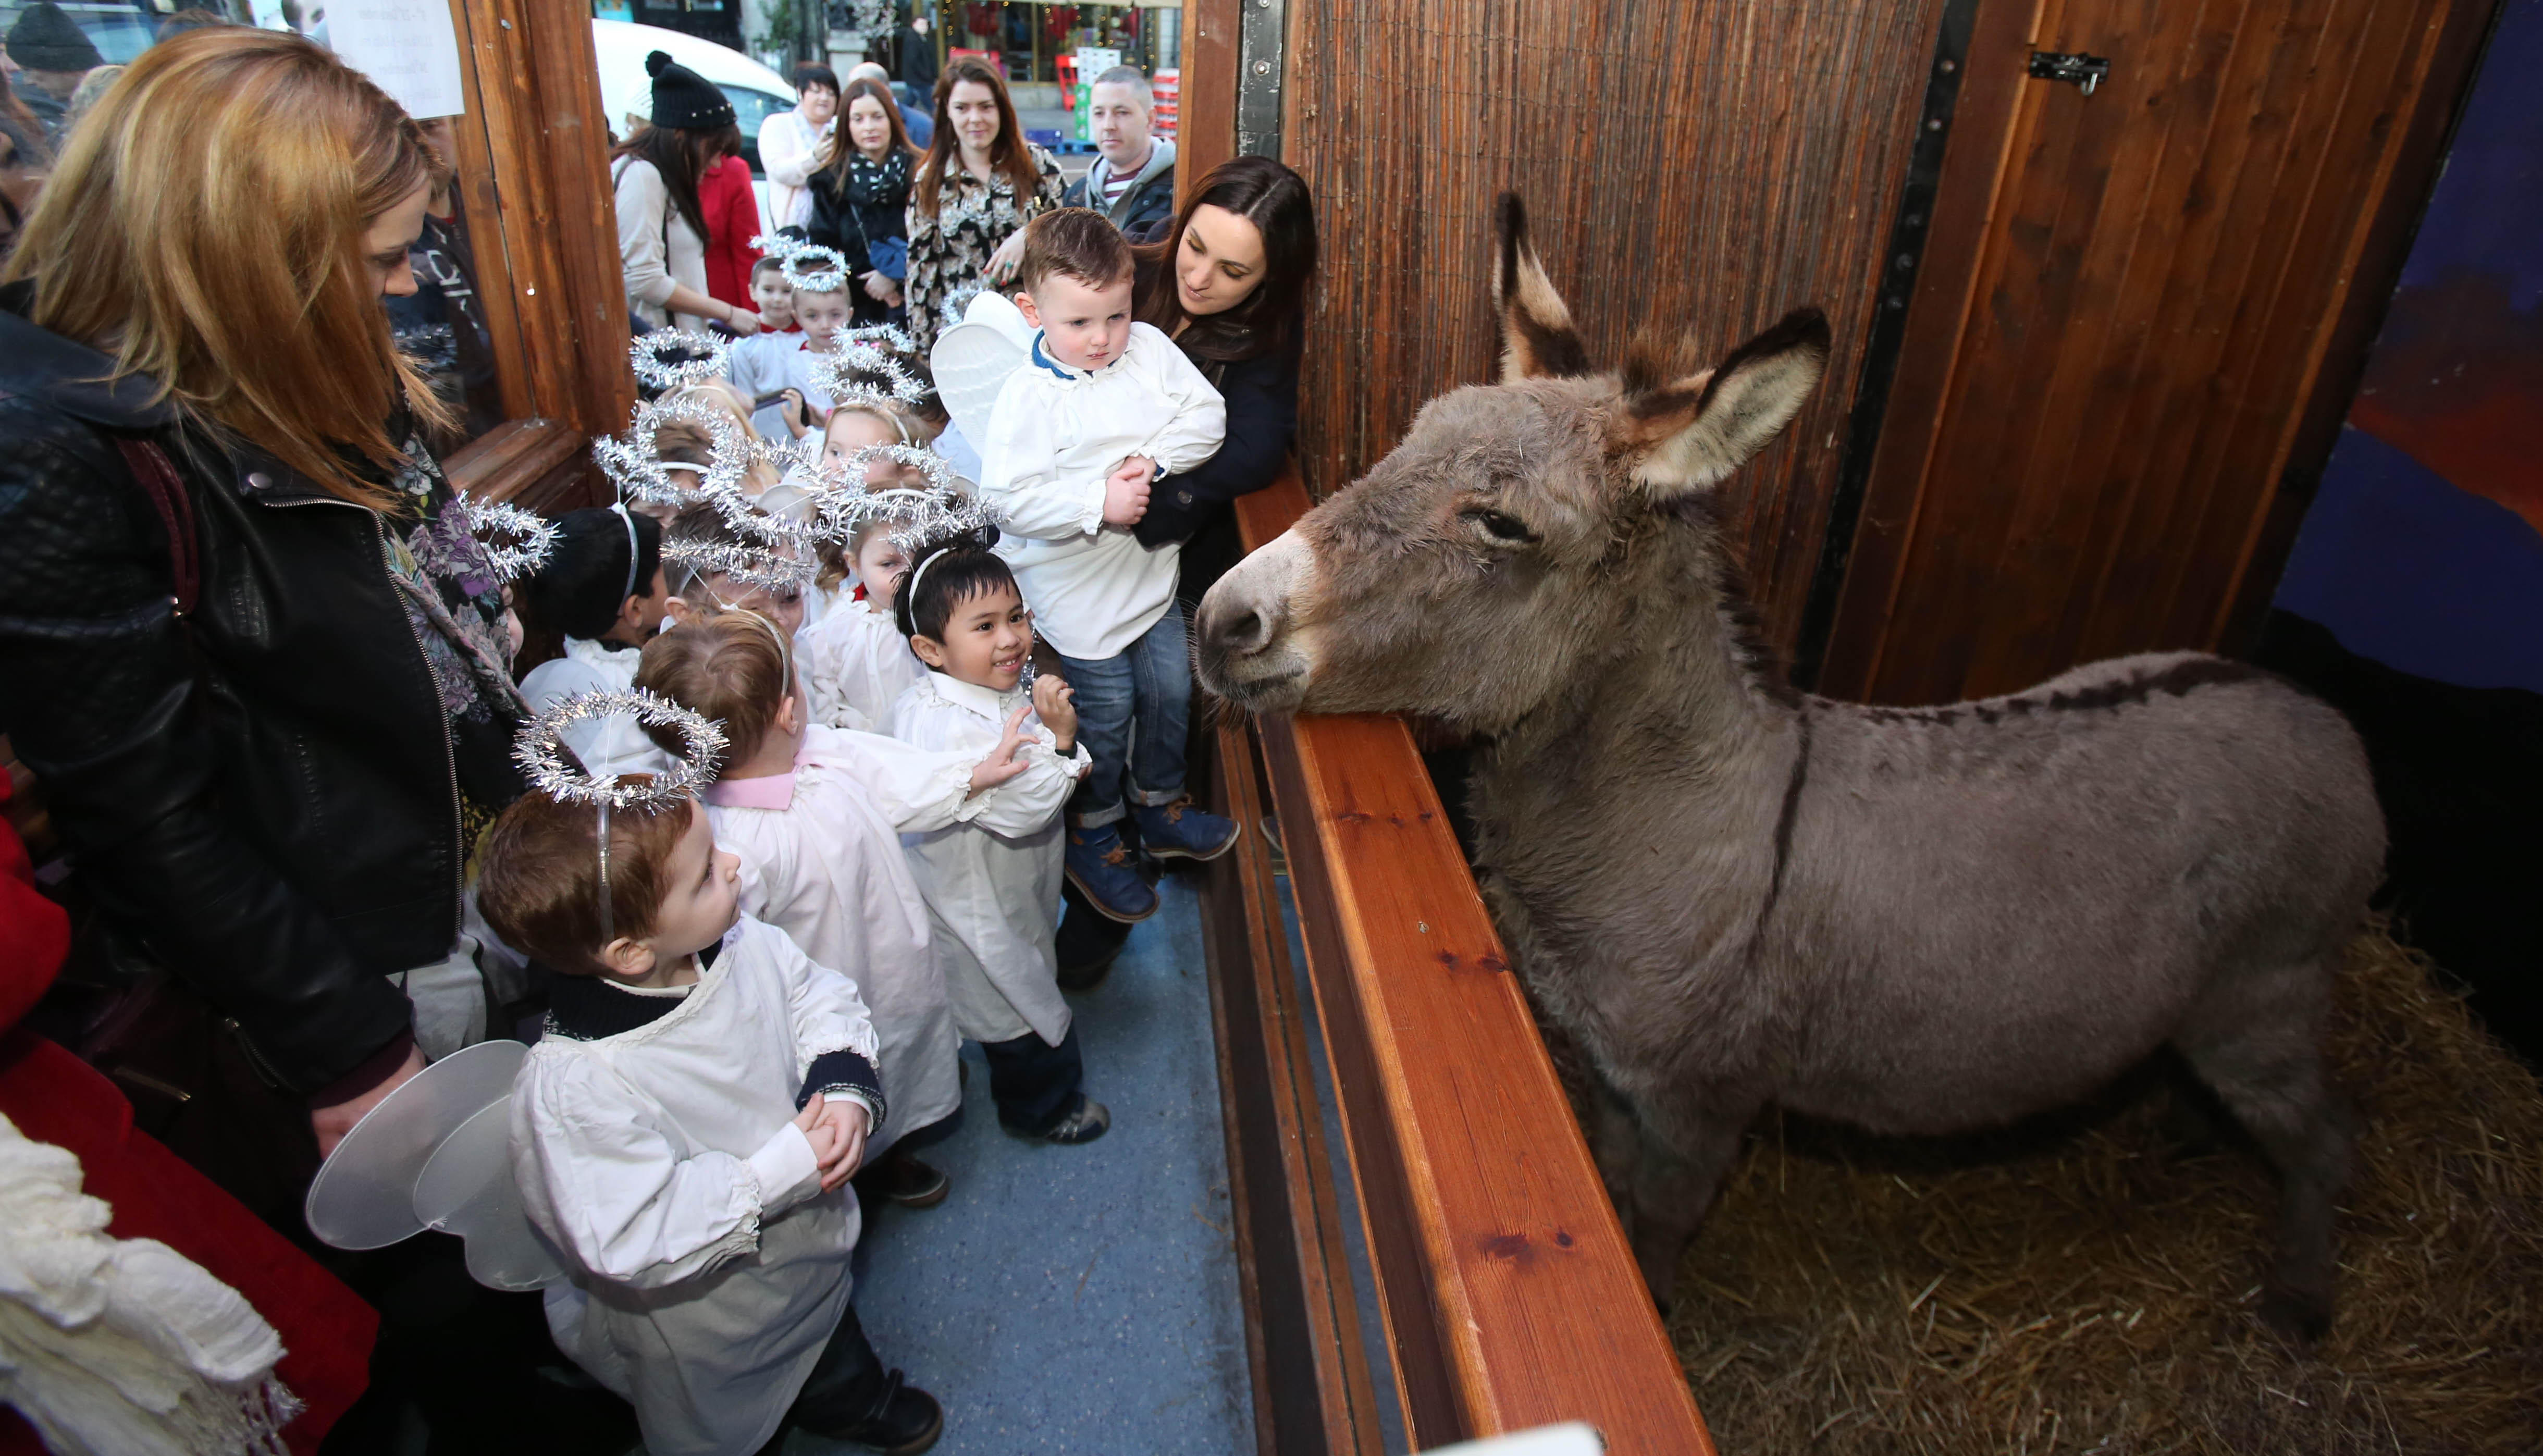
[591,18,797,178]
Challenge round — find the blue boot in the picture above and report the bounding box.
[1133,796,1242,862]
[1064,819,1159,923]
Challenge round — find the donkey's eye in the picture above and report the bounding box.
[1463,509,1536,544]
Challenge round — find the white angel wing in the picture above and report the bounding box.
[303,1040,566,1292]
[929,290,1034,455]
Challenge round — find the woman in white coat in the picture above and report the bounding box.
[759,63,837,229]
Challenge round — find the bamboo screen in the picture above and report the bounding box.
[1279,0,1946,650]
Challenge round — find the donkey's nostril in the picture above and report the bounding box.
[1226,610,1267,652]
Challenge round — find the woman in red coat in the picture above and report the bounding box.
[699,150,764,314]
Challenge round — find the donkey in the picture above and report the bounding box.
[1192,196,2385,1337]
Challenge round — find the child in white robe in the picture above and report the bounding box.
[479,788,942,1456]
[798,405,932,729]
[635,610,1035,1206]
[515,507,676,776]
[887,534,1110,1143]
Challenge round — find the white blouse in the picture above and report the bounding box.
[613,156,710,332]
[799,598,928,734]
[511,916,878,1456]
[887,672,1089,1045]
[704,725,989,1150]
[758,108,833,230]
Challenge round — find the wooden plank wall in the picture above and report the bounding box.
[1277,0,1949,649]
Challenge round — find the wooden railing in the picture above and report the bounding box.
[1201,470,1714,1454]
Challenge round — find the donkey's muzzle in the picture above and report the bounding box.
[1194,528,1315,711]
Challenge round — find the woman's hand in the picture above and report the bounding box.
[860,269,896,303]
[724,303,764,336]
[311,1041,428,1158]
[985,230,1028,288]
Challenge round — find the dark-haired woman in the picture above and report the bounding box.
[1055,157,1318,987]
[902,56,1063,351]
[1126,154,1317,599]
[613,50,762,335]
[805,75,916,326]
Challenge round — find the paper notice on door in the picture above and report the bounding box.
[326,0,468,121]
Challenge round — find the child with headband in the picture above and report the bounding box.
[481,763,944,1456]
[636,609,1038,1206]
[889,532,1110,1144]
[797,404,936,731]
[516,507,676,775]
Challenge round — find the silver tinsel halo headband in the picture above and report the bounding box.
[592,395,749,506]
[628,331,734,392]
[751,232,847,294]
[940,281,986,328]
[817,447,995,550]
[841,323,916,355]
[512,688,726,811]
[459,497,559,582]
[810,343,926,411]
[662,535,819,594]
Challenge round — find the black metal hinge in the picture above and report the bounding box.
[2029,51,2112,96]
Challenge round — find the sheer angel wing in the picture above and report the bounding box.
[930,290,1035,456]
[303,1040,566,1292]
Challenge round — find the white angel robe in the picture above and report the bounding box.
[798,598,928,733]
[517,636,672,778]
[887,672,1089,1046]
[511,916,881,1456]
[702,724,988,1151]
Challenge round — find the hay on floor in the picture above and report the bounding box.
[1648,924,2543,1455]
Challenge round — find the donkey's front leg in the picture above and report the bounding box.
[1629,1091,1762,1310]
[1588,1079,1643,1241]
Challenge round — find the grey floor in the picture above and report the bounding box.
[788,874,1254,1454]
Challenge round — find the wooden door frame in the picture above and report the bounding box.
[438,0,636,514]
[1805,0,2502,702]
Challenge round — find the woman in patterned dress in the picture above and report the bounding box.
[904,56,1065,352]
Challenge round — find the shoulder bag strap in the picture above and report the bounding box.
[115,437,198,619]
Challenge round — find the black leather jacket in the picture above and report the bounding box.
[0,289,517,1093]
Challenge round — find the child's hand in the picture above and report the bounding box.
[795,1094,845,1174]
[1033,672,1077,750]
[806,1094,869,1192]
[1119,454,1157,484]
[967,705,1036,797]
[779,389,808,438]
[1101,463,1151,527]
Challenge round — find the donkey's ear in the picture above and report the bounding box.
[1612,308,1830,496]
[1492,193,1590,382]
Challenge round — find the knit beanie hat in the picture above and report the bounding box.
[7,3,104,73]
[646,50,734,131]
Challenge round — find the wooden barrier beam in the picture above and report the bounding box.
[1231,475,1714,1453]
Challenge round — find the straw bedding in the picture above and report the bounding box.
[1621,924,2541,1455]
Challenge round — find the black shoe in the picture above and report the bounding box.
[1055,887,1133,991]
[803,1368,942,1455]
[1005,1094,1110,1145]
[853,1148,950,1209]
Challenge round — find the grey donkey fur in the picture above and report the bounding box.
[1192,194,2386,1338]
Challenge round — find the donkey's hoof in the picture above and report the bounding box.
[2258,1285,2333,1343]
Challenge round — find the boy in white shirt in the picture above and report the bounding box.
[480,785,942,1456]
[977,208,1240,924]
[728,273,851,443]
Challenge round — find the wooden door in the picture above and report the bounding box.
[1817,0,2490,705]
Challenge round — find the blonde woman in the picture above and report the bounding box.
[0,30,524,1155]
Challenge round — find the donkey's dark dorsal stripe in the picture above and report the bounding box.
[1494,192,1591,382]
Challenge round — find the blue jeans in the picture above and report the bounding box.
[1049,602,1191,828]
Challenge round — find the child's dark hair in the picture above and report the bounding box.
[477,787,696,976]
[519,508,661,640]
[894,530,1015,642]
[748,255,789,285]
[1016,207,1134,295]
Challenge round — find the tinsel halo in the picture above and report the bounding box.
[940,281,987,329]
[662,536,818,594]
[842,323,916,355]
[629,331,733,392]
[459,496,559,582]
[592,394,748,506]
[513,688,726,810]
[811,343,927,410]
[817,446,995,550]
[782,244,849,294]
